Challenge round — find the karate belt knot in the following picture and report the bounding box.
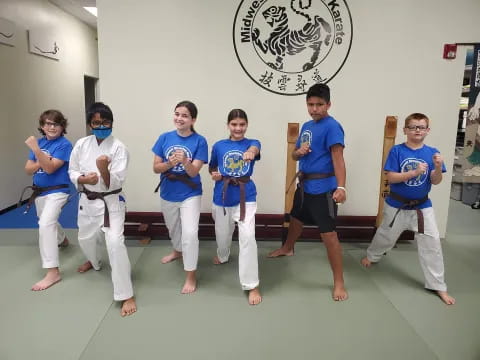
[221,176,251,222]
[387,191,429,234]
[154,172,198,193]
[80,187,122,227]
[287,171,335,209]
[18,184,69,214]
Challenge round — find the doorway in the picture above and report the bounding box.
[450,47,480,209]
[84,75,98,135]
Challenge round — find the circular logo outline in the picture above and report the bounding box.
[400,158,429,187]
[222,150,251,177]
[165,145,193,173]
[233,0,353,96]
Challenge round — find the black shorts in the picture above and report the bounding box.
[290,187,337,233]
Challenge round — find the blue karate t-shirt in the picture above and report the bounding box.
[385,143,446,209]
[296,116,344,194]
[209,138,261,207]
[152,130,208,202]
[28,136,72,195]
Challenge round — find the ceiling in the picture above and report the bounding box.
[49,0,97,28]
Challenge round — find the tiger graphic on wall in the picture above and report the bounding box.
[251,0,332,71]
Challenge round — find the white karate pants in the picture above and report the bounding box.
[77,199,133,301]
[161,195,201,272]
[35,192,69,268]
[367,202,447,291]
[212,202,259,290]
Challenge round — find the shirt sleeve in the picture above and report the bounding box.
[68,141,83,190]
[193,136,208,163]
[384,146,400,172]
[51,139,72,162]
[209,143,218,169]
[28,150,35,161]
[108,144,129,190]
[326,121,345,149]
[152,135,164,160]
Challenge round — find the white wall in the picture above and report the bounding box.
[0,0,98,208]
[97,0,480,237]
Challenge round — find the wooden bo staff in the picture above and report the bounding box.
[376,116,398,228]
[283,123,300,243]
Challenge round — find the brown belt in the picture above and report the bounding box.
[387,191,429,234]
[18,184,69,214]
[154,172,198,193]
[80,187,122,227]
[221,176,251,221]
[288,171,335,208]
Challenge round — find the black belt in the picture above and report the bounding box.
[221,176,251,221]
[387,191,429,234]
[154,172,198,193]
[80,187,122,227]
[18,184,69,213]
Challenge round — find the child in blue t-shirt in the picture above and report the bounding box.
[361,113,455,305]
[24,110,72,291]
[268,83,348,301]
[152,101,208,294]
[209,109,262,305]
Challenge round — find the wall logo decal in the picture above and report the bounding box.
[233,0,352,95]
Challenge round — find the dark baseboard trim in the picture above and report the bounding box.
[0,200,27,216]
[125,212,414,242]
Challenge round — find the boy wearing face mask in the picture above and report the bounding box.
[68,102,136,317]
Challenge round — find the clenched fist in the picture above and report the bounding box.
[96,155,110,171]
[25,136,39,151]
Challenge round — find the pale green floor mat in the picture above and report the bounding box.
[79,244,437,360]
[0,200,479,360]
[348,244,480,360]
[0,242,143,360]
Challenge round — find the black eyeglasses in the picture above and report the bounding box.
[90,119,113,127]
[43,121,62,128]
[406,125,428,131]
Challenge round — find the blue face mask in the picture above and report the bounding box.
[92,126,112,139]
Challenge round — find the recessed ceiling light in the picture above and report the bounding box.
[83,7,97,17]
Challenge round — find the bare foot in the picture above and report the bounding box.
[121,297,137,317]
[437,290,456,305]
[31,269,61,291]
[267,247,294,258]
[58,237,69,248]
[213,256,228,265]
[333,284,348,301]
[77,261,94,273]
[248,287,262,305]
[161,250,182,264]
[361,257,373,267]
[181,272,196,294]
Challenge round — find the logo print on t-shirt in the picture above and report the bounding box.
[36,149,51,174]
[300,130,312,147]
[400,158,428,186]
[223,150,250,177]
[165,145,192,173]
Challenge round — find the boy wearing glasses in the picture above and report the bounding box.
[69,102,136,316]
[361,113,455,305]
[24,110,72,291]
